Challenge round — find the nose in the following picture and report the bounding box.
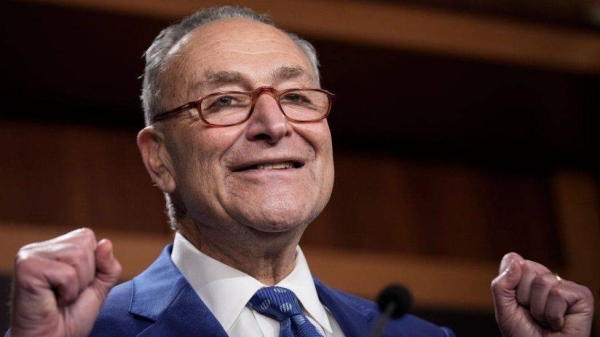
[245,92,291,144]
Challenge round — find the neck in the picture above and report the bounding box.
[179,221,303,285]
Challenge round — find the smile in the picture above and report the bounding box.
[246,161,302,170]
[232,160,304,172]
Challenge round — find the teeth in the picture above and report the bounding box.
[256,162,294,170]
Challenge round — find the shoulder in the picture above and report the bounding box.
[387,316,456,337]
[90,244,195,336]
[318,283,380,317]
[90,280,151,337]
[90,245,177,336]
[314,279,455,337]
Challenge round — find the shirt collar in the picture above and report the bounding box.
[278,246,333,333]
[171,232,332,333]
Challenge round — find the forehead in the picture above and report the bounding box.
[163,18,317,88]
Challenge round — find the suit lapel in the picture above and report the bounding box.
[126,246,389,337]
[129,245,228,337]
[136,282,228,337]
[314,278,377,337]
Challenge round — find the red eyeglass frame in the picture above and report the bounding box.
[151,86,336,127]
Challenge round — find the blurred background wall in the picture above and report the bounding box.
[1,0,599,335]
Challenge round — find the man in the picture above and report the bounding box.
[8,6,594,337]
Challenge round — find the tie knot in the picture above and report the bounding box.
[248,286,323,337]
[249,286,303,322]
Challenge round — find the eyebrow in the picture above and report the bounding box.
[188,71,246,97]
[188,66,315,98]
[270,66,315,83]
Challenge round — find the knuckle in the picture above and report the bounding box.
[82,232,96,247]
[520,261,532,273]
[531,275,552,290]
[490,277,505,292]
[19,241,40,252]
[61,268,81,290]
[79,227,96,240]
[71,244,89,261]
[579,285,594,302]
[67,227,96,244]
[548,286,562,298]
[63,265,78,280]
[14,251,40,272]
[14,250,30,264]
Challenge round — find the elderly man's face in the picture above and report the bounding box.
[156,18,334,236]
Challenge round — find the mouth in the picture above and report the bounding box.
[233,160,304,172]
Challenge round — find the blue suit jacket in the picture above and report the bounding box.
[91,245,454,336]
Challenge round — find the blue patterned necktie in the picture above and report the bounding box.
[249,286,323,337]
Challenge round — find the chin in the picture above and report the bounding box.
[249,213,308,233]
[227,192,326,232]
[242,205,317,234]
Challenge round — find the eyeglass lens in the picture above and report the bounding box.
[199,89,329,125]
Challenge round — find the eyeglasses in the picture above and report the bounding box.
[152,86,335,127]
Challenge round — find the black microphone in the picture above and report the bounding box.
[368,283,413,337]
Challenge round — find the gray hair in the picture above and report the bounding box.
[141,5,320,126]
[141,6,321,230]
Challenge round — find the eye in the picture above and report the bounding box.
[211,95,236,107]
[281,92,311,105]
[202,93,249,111]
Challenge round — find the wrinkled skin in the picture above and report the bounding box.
[137,18,334,283]
[7,16,594,337]
[492,252,594,336]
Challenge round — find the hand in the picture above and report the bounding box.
[491,252,594,337]
[10,228,122,337]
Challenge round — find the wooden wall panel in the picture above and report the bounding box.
[17,0,600,75]
[552,172,600,331]
[304,152,562,266]
[2,119,598,326]
[0,120,168,233]
[0,222,500,311]
[1,120,563,266]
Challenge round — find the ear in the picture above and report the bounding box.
[137,126,176,193]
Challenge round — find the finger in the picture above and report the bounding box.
[529,272,559,327]
[63,239,122,337]
[520,259,551,275]
[32,229,98,295]
[44,261,82,306]
[47,227,97,245]
[25,228,97,252]
[61,231,97,291]
[10,229,106,337]
[514,259,551,308]
[498,252,523,274]
[545,284,568,331]
[92,239,122,300]
[14,255,80,306]
[11,257,83,336]
[561,281,594,335]
[47,243,96,293]
[18,228,96,259]
[516,262,537,307]
[491,256,523,323]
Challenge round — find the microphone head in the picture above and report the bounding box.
[376,283,413,319]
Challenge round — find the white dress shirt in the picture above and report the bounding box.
[171,232,344,337]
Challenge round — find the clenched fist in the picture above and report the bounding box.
[492,252,594,337]
[10,228,121,337]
